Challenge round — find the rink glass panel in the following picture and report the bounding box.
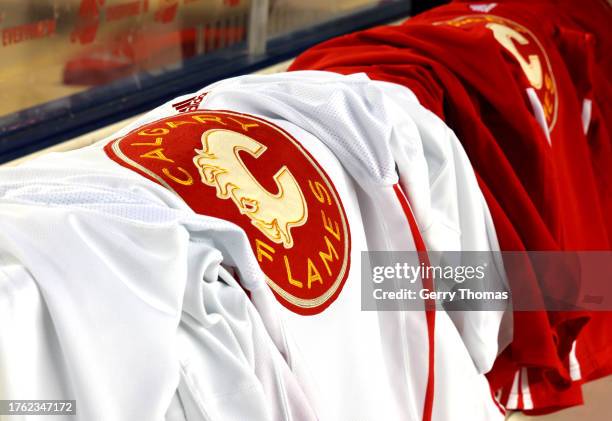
[0,0,407,162]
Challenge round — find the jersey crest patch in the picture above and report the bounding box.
[436,14,558,130]
[104,110,351,315]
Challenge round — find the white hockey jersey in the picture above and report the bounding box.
[0,71,505,421]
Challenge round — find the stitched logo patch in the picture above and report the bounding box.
[436,15,558,130]
[105,110,351,315]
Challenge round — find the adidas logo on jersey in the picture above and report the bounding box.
[469,3,498,13]
[172,93,207,113]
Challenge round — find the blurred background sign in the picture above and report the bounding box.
[0,0,411,163]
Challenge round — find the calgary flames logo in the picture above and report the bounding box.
[193,129,307,249]
[436,15,558,131]
[104,110,350,315]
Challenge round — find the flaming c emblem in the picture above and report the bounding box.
[105,110,351,315]
[193,129,307,249]
[436,15,558,130]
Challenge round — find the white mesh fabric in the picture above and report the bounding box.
[198,71,406,189]
[0,160,267,292]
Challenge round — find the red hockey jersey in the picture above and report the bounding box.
[449,1,612,412]
[290,0,611,414]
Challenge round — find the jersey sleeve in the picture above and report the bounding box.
[0,174,315,421]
